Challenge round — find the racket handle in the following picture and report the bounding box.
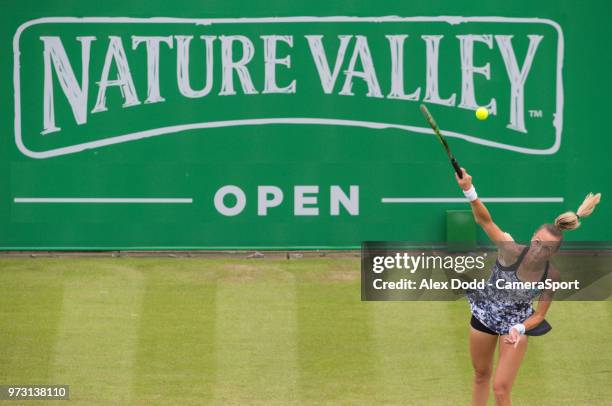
[451,158,463,178]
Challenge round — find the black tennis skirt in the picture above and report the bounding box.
[470,315,552,336]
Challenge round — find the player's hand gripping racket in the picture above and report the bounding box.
[419,104,463,179]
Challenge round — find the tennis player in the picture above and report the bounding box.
[456,167,601,406]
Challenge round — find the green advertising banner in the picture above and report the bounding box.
[1,1,610,249]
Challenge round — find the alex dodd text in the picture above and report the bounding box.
[368,252,580,293]
[373,277,580,292]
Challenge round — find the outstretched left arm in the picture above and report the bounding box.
[525,266,560,329]
[505,266,560,347]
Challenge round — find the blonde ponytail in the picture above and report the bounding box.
[554,193,602,232]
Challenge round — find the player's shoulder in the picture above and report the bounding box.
[497,242,525,267]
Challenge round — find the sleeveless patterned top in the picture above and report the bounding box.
[467,246,549,334]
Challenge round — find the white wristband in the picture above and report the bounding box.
[511,324,526,335]
[463,185,478,202]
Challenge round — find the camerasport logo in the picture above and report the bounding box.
[13,16,563,159]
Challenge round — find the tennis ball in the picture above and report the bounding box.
[475,107,489,120]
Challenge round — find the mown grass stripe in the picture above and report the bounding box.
[294,259,379,404]
[131,259,217,404]
[371,301,472,405]
[50,260,144,403]
[0,259,65,384]
[213,262,298,404]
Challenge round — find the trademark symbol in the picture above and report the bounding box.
[529,110,543,118]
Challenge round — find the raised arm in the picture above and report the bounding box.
[455,168,521,265]
[455,168,509,243]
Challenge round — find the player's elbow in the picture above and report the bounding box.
[475,217,491,227]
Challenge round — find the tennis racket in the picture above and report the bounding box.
[525,319,552,336]
[419,104,463,179]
